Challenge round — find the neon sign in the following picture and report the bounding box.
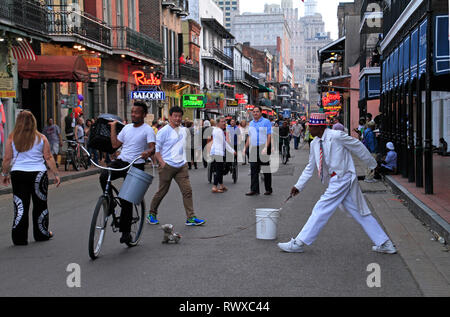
[322,91,341,108]
[132,71,162,86]
[183,95,205,108]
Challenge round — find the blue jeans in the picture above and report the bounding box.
[293,136,300,150]
[88,147,99,165]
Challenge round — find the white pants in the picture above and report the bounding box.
[296,173,389,247]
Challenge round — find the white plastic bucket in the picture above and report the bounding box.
[119,167,153,205]
[255,209,280,240]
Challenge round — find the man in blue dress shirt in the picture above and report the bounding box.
[244,106,273,196]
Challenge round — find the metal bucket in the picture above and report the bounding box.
[118,167,154,205]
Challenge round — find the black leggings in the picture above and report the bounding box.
[11,171,51,245]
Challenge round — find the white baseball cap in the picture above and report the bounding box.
[386,142,395,150]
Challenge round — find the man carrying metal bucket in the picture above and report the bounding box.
[278,113,397,255]
[100,102,156,245]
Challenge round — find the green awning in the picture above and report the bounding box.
[258,84,274,93]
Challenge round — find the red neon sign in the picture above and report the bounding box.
[132,71,161,86]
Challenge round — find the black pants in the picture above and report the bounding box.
[212,155,225,186]
[188,148,198,169]
[249,146,272,193]
[99,159,145,233]
[11,171,51,245]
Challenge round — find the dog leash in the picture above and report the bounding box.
[189,195,294,240]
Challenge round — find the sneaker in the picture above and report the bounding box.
[278,238,304,253]
[186,217,206,226]
[364,178,378,183]
[372,240,397,254]
[146,213,159,225]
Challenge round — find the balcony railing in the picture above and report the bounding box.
[112,26,163,62]
[164,60,199,84]
[212,47,233,67]
[225,71,259,87]
[0,0,48,35]
[48,5,111,48]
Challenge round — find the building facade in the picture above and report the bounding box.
[213,0,240,32]
[380,0,450,194]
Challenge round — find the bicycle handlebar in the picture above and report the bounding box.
[78,145,154,173]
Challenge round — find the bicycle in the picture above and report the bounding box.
[280,136,290,165]
[64,140,80,171]
[80,145,149,260]
[64,140,89,171]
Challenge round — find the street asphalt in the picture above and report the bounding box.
[0,143,423,297]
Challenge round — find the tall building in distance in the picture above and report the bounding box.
[304,0,318,16]
[263,0,300,85]
[298,3,331,105]
[231,12,293,83]
[213,0,240,31]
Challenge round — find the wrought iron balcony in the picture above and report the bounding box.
[225,71,259,88]
[202,45,233,70]
[0,0,48,36]
[47,5,111,50]
[112,26,163,63]
[164,60,199,84]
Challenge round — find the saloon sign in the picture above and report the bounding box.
[131,91,165,100]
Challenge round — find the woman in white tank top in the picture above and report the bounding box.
[1,111,60,246]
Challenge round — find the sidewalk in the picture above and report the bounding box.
[0,166,101,197]
[353,157,450,296]
[385,154,450,244]
[354,156,450,244]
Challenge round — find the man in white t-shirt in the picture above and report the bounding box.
[291,122,303,150]
[147,106,205,227]
[99,102,156,244]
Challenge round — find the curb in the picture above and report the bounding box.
[385,175,450,244]
[0,169,101,197]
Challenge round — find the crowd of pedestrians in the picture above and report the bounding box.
[0,104,398,255]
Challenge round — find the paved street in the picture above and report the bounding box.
[1,144,438,297]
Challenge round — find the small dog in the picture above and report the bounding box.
[161,224,182,244]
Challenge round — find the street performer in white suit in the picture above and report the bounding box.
[278,113,397,254]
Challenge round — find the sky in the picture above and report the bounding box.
[239,0,354,40]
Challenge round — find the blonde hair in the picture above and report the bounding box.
[210,119,216,127]
[12,110,41,153]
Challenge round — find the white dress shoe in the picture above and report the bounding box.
[372,240,397,254]
[278,238,304,253]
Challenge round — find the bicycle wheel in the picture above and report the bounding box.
[232,162,238,184]
[282,146,288,165]
[71,151,80,171]
[80,152,89,170]
[126,201,146,247]
[89,197,110,260]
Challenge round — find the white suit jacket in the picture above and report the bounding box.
[295,128,377,216]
